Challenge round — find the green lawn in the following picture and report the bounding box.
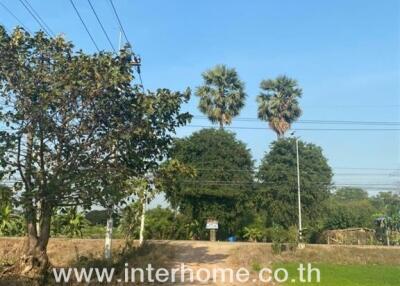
[275,263,400,286]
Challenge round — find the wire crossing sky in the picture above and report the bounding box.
[0,0,399,197]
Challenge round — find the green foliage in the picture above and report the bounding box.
[51,208,89,238]
[243,226,263,242]
[195,65,246,128]
[85,210,120,226]
[333,187,369,202]
[118,201,141,240]
[270,225,298,254]
[240,214,268,242]
[271,224,287,254]
[257,75,302,138]
[251,261,262,272]
[0,26,190,255]
[257,138,332,228]
[119,203,198,240]
[371,192,400,218]
[163,128,254,239]
[0,203,25,236]
[0,185,24,236]
[145,206,177,240]
[325,197,377,230]
[276,263,400,286]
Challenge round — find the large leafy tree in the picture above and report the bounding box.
[256,138,332,228]
[0,27,190,276]
[195,65,246,128]
[257,75,302,138]
[371,192,400,218]
[333,187,369,202]
[324,188,377,230]
[162,128,254,239]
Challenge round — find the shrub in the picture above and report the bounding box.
[270,225,299,254]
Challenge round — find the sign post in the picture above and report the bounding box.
[206,219,218,242]
[104,215,113,259]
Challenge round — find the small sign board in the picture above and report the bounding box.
[206,219,218,230]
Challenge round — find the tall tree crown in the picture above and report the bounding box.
[257,75,302,138]
[195,65,246,128]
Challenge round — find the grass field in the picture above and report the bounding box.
[276,263,400,286]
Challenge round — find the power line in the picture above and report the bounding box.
[18,0,51,37]
[108,0,130,47]
[0,1,31,33]
[297,120,400,126]
[22,0,54,36]
[179,180,399,191]
[192,116,400,126]
[192,168,398,176]
[333,167,400,171]
[303,104,400,109]
[87,0,115,52]
[69,0,100,52]
[107,0,145,91]
[182,180,398,186]
[0,123,399,133]
[184,124,400,131]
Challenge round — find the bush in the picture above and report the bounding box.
[270,225,298,254]
[243,226,264,242]
[119,204,196,241]
[51,207,89,238]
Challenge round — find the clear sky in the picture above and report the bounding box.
[1,0,399,198]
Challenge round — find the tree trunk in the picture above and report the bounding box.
[17,204,52,278]
[19,236,50,278]
[139,192,147,246]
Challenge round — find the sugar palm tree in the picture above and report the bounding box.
[195,65,246,128]
[257,75,302,138]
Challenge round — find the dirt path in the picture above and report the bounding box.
[165,241,273,285]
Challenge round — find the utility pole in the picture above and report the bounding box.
[295,137,303,242]
[291,131,303,246]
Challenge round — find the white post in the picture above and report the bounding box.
[105,214,113,259]
[139,189,147,246]
[296,138,303,242]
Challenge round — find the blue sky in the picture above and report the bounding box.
[1,0,399,197]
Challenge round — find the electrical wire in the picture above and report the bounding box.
[18,0,51,37]
[87,0,115,52]
[69,0,100,52]
[108,0,130,47]
[192,116,400,126]
[22,0,54,36]
[184,124,400,131]
[107,0,145,91]
[0,1,31,33]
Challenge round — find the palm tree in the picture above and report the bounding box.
[195,65,246,128]
[257,75,302,138]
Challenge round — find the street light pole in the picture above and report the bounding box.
[295,137,303,242]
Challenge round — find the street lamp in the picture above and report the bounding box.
[291,132,303,243]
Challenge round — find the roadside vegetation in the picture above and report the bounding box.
[0,24,398,284]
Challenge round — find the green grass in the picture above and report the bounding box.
[80,225,124,239]
[275,263,400,286]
